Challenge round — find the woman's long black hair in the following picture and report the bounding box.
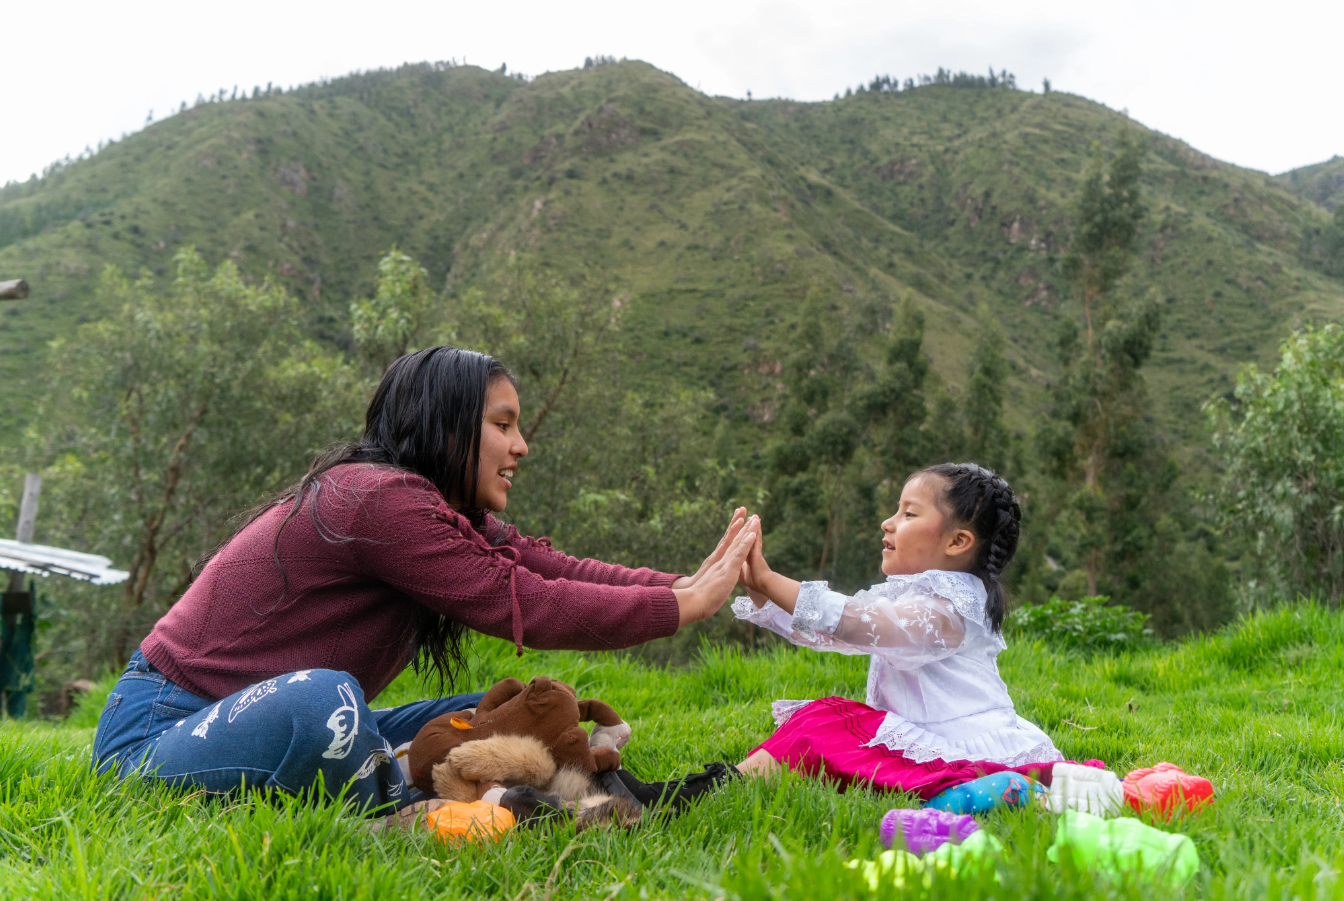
[913,463,1021,633]
[207,346,516,692]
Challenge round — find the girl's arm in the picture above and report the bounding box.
[735,538,966,668]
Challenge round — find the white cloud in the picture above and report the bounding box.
[0,0,1340,185]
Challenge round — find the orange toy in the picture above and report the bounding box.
[1122,763,1213,820]
[425,800,517,843]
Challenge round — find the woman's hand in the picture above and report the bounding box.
[672,516,758,627]
[671,508,747,590]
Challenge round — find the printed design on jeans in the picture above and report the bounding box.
[322,682,361,760]
[192,702,222,739]
[228,679,279,724]
[353,746,394,781]
[287,670,312,684]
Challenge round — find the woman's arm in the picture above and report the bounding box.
[493,521,681,588]
[352,493,754,650]
[495,509,748,590]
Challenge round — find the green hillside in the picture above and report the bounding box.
[2,60,1342,461]
[1277,155,1344,210]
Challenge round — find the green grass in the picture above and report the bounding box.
[4,604,1344,899]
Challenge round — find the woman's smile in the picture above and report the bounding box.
[475,378,528,512]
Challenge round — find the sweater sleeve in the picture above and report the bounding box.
[485,517,683,588]
[345,489,681,652]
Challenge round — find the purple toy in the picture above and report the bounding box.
[879,807,980,854]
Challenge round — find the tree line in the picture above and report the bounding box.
[844,68,1019,99]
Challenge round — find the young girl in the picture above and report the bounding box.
[732,463,1064,800]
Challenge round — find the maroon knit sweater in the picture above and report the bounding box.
[141,464,682,701]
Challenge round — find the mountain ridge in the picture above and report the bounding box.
[1,60,1341,465]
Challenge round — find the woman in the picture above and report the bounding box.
[92,346,757,816]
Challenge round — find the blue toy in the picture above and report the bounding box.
[924,772,1043,814]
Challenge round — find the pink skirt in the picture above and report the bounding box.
[756,697,1068,801]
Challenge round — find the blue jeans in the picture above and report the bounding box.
[92,651,484,815]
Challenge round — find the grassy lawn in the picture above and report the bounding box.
[3,604,1344,899]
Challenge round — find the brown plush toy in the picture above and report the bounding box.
[408,676,636,828]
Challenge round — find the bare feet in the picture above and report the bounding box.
[737,750,780,778]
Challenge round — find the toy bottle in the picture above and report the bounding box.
[1122,762,1214,820]
[848,831,1003,890]
[880,807,979,854]
[426,800,516,843]
[924,771,1043,814]
[1047,810,1199,886]
[1045,762,1124,816]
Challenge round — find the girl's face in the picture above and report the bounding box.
[880,474,977,576]
[474,378,529,512]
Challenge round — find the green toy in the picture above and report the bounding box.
[848,830,1003,889]
[1047,810,1199,886]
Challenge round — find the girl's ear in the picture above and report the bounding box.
[944,528,977,559]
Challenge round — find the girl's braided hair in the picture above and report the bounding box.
[913,462,1021,633]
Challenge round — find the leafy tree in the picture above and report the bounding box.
[1028,131,1232,631]
[1207,325,1344,604]
[762,289,930,590]
[34,248,364,665]
[961,323,1013,474]
[450,255,623,442]
[1041,129,1156,595]
[350,247,434,370]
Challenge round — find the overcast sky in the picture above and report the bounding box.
[2,0,1339,186]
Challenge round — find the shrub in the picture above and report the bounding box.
[1006,595,1155,653]
[1207,324,1344,604]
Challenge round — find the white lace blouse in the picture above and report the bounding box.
[732,570,1062,767]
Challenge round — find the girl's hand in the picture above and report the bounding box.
[739,534,802,615]
[739,531,773,594]
[671,507,747,589]
[673,516,758,627]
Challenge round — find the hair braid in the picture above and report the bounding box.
[914,462,1022,632]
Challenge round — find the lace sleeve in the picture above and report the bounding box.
[732,580,965,667]
[780,581,967,669]
[731,590,857,653]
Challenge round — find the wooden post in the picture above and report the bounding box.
[7,473,41,593]
[0,279,29,300]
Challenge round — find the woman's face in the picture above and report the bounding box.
[475,378,529,512]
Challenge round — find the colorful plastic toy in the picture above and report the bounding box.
[924,771,1043,814]
[425,800,516,843]
[1047,810,1199,886]
[849,831,1003,889]
[880,807,980,854]
[1045,762,1124,816]
[1122,762,1214,820]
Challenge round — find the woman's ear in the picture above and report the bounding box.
[944,528,977,559]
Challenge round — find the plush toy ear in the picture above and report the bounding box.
[407,710,476,795]
[476,677,526,717]
[576,699,624,728]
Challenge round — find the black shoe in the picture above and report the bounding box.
[613,763,741,813]
[498,786,568,826]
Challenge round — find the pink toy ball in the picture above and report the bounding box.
[880,807,980,855]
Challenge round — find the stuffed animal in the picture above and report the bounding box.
[407,676,640,830]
